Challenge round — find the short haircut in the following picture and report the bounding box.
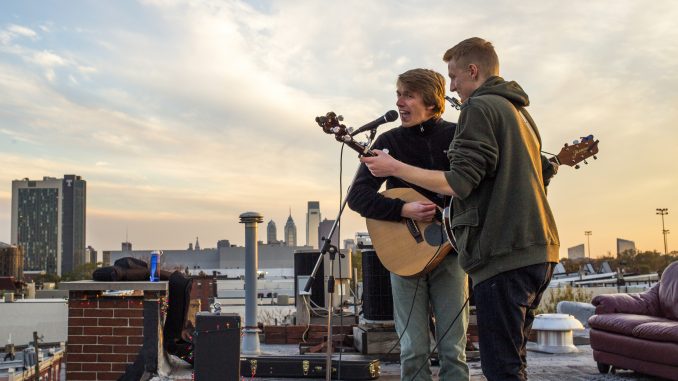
[397,68,446,118]
[442,37,499,77]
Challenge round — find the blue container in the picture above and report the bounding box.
[149,250,161,282]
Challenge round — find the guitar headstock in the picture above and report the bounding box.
[315,111,373,156]
[315,112,348,136]
[554,135,600,169]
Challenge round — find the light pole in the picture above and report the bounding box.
[584,231,592,259]
[656,208,669,255]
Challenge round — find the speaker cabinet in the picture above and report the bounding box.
[193,312,241,380]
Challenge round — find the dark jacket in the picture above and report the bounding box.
[443,76,560,285]
[347,117,456,220]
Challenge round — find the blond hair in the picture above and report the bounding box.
[443,37,499,78]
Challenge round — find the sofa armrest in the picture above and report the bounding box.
[591,284,661,315]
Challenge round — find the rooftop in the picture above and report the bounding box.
[147,342,661,381]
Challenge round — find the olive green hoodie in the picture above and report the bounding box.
[444,76,560,285]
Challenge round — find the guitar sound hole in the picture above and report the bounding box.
[424,223,445,246]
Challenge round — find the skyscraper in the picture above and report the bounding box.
[306,201,320,249]
[318,218,339,249]
[267,220,277,244]
[284,211,297,247]
[11,175,86,276]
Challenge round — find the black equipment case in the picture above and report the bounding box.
[193,312,241,381]
[240,354,380,379]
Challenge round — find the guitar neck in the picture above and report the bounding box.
[548,155,561,165]
[341,138,376,157]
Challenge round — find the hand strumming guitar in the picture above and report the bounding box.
[402,201,437,222]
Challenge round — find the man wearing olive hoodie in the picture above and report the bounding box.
[360,37,559,381]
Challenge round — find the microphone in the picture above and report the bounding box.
[350,110,399,136]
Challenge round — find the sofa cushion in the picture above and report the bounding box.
[659,261,678,320]
[632,320,678,343]
[588,313,666,336]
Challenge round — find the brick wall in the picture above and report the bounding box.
[66,290,165,381]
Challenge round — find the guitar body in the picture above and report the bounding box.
[365,188,452,278]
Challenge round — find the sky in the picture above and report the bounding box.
[0,0,676,258]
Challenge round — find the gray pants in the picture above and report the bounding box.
[391,254,470,381]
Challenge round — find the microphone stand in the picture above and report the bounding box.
[303,128,377,381]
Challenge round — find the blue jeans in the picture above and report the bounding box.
[474,262,555,381]
[391,254,469,381]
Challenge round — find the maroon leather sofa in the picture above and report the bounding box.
[588,261,678,380]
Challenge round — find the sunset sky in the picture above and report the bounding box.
[1,0,676,258]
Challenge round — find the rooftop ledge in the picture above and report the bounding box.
[59,280,168,291]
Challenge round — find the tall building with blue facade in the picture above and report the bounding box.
[11,175,86,276]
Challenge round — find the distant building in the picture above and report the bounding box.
[267,220,277,244]
[344,239,355,251]
[306,201,321,248]
[122,241,133,252]
[11,175,86,276]
[617,238,636,256]
[102,251,111,266]
[355,232,372,248]
[217,240,231,249]
[0,242,23,280]
[568,244,586,260]
[318,218,339,249]
[107,241,316,271]
[195,237,201,251]
[284,211,297,247]
[85,245,98,264]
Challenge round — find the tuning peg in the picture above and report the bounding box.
[337,115,344,121]
[575,164,580,169]
[563,143,569,147]
[573,139,580,145]
[584,160,588,165]
[347,127,354,134]
[593,155,597,160]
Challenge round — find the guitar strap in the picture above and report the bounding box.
[517,107,540,148]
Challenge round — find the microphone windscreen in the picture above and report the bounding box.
[385,110,399,122]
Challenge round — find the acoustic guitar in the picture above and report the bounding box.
[316,112,452,277]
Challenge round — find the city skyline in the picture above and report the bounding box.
[0,1,676,257]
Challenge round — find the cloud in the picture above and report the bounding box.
[32,50,67,67]
[0,24,38,44]
[1,0,677,252]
